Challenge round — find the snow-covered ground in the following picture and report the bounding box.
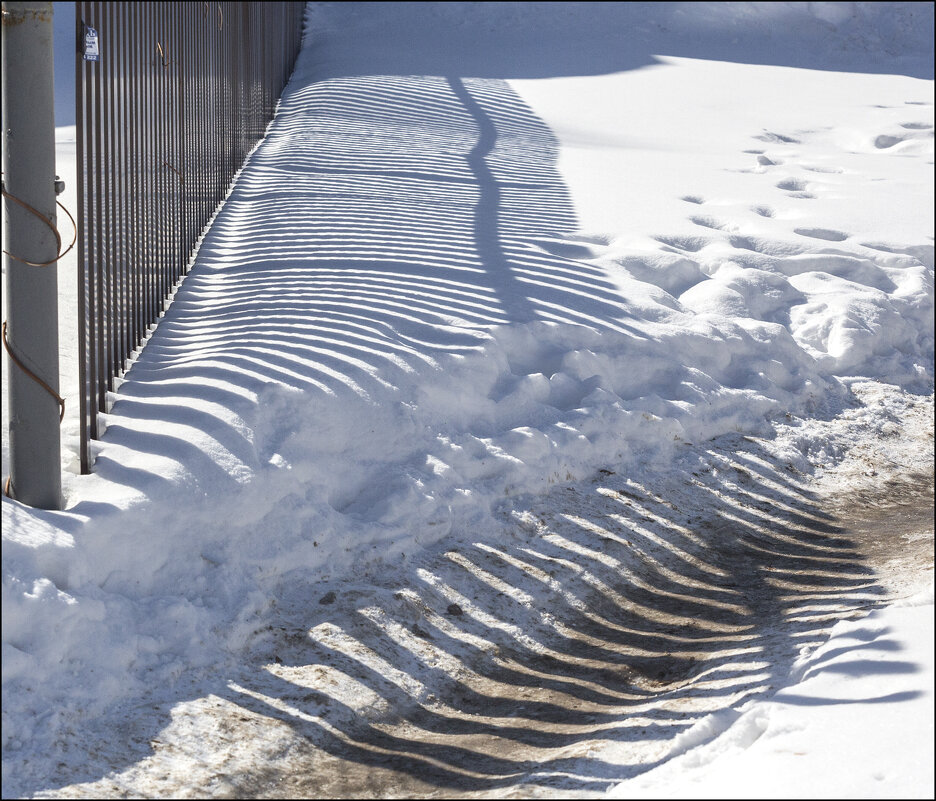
[2,2,933,797]
[607,584,935,799]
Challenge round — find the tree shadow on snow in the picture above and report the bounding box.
[84,67,647,505]
[24,5,933,795]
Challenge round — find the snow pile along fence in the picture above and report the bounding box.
[75,1,305,473]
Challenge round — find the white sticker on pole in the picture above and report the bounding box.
[83,25,99,62]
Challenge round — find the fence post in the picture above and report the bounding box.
[1,1,62,510]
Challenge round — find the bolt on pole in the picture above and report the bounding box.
[2,1,63,510]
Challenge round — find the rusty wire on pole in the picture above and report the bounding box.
[75,2,305,474]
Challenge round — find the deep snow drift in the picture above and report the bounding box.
[2,2,933,797]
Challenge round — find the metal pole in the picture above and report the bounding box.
[2,1,62,509]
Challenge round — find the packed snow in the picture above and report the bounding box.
[2,2,933,798]
[607,584,935,799]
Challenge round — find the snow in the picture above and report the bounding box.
[2,2,934,797]
[607,585,935,799]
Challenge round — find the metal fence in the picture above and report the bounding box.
[75,1,305,473]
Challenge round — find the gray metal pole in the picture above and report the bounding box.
[2,1,62,509]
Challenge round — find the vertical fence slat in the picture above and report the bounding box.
[91,3,106,426]
[75,2,304,472]
[140,2,151,343]
[104,2,118,385]
[117,1,126,374]
[76,2,89,473]
[131,1,142,353]
[155,2,164,315]
[159,1,170,313]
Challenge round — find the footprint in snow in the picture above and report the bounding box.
[728,234,764,252]
[689,215,723,230]
[751,205,775,218]
[735,152,784,174]
[754,131,801,144]
[793,227,849,242]
[680,195,705,204]
[775,178,816,198]
[900,122,932,130]
[776,178,808,191]
[655,234,710,252]
[874,133,910,149]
